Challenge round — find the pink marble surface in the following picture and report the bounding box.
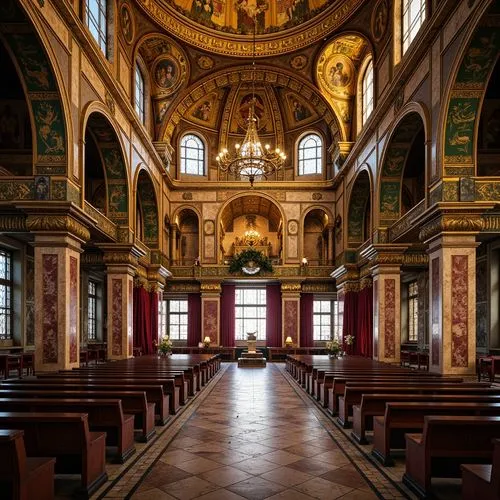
[384,279,395,358]
[128,280,133,356]
[431,257,440,366]
[373,280,378,357]
[203,300,218,342]
[112,279,123,356]
[451,255,468,368]
[42,254,58,364]
[69,256,78,363]
[284,300,298,345]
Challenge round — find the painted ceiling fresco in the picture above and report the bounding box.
[160,0,329,35]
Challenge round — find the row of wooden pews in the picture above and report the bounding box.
[0,353,220,498]
[286,354,500,498]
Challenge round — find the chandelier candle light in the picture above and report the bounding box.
[216,15,286,188]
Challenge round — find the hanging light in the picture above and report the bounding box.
[216,15,286,188]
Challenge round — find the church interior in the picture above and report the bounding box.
[1,0,500,498]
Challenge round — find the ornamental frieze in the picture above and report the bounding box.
[0,215,27,232]
[281,283,302,292]
[136,0,364,58]
[301,283,335,293]
[200,282,222,293]
[167,282,200,293]
[419,215,484,242]
[26,215,90,241]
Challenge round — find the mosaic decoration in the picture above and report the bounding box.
[444,27,500,174]
[431,257,439,366]
[384,279,395,358]
[42,254,58,363]
[451,255,469,368]
[137,172,159,246]
[112,279,123,356]
[69,256,78,363]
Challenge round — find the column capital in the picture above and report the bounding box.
[200,282,222,294]
[99,243,146,270]
[330,264,359,284]
[280,282,302,294]
[360,244,408,267]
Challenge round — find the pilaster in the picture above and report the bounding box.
[200,282,221,346]
[281,282,301,347]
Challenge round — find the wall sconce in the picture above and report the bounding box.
[203,336,211,348]
[301,257,308,267]
[194,256,201,267]
[285,336,293,348]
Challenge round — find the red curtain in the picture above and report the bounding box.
[358,284,373,358]
[266,284,282,347]
[133,286,151,354]
[220,284,235,347]
[147,290,158,354]
[187,293,202,347]
[343,290,358,354]
[300,293,314,347]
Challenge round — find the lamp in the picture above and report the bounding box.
[216,15,286,188]
[203,336,211,348]
[301,257,308,267]
[285,336,293,347]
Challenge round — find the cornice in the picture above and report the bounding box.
[281,283,302,292]
[200,282,222,293]
[167,179,335,192]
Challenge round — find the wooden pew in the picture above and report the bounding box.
[336,382,491,426]
[0,397,135,463]
[462,438,500,499]
[0,411,107,497]
[0,386,156,442]
[0,429,55,500]
[5,378,175,420]
[403,416,500,498]
[352,392,500,444]
[372,402,500,466]
[0,354,22,379]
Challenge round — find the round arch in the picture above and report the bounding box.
[173,206,201,266]
[347,168,372,247]
[377,103,428,228]
[81,105,130,226]
[135,166,159,248]
[300,205,334,265]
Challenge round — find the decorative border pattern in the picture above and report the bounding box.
[112,279,123,356]
[384,279,395,358]
[42,254,58,363]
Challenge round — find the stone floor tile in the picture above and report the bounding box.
[164,475,219,500]
[294,477,354,500]
[260,465,315,486]
[198,465,252,487]
[226,477,287,500]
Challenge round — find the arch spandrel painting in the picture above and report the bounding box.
[164,0,329,34]
[229,91,273,134]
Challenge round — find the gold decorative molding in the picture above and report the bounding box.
[81,253,104,266]
[482,215,500,232]
[103,251,140,267]
[342,281,360,293]
[26,215,90,242]
[419,215,484,242]
[360,277,372,290]
[136,0,365,58]
[403,253,429,266]
[281,283,302,292]
[200,282,222,293]
[167,282,200,293]
[100,244,146,268]
[301,283,335,293]
[0,214,26,232]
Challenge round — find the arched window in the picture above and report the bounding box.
[362,61,374,126]
[180,134,205,176]
[134,64,145,124]
[85,0,108,56]
[298,134,323,176]
[402,0,426,54]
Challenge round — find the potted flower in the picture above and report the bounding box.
[344,334,355,354]
[325,338,342,358]
[156,335,173,356]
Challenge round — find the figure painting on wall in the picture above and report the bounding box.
[154,59,177,89]
[191,0,214,25]
[292,99,310,122]
[235,0,268,33]
[371,0,388,42]
[35,176,49,200]
[238,94,265,130]
[193,100,212,122]
[286,0,309,23]
[330,61,350,88]
[120,3,134,44]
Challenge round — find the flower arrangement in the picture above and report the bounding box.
[155,335,173,355]
[325,338,342,356]
[229,249,273,275]
[344,334,355,346]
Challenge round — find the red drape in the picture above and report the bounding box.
[300,293,314,347]
[147,290,158,354]
[343,290,358,354]
[187,293,202,347]
[133,286,151,354]
[358,284,373,358]
[220,284,235,347]
[266,284,282,347]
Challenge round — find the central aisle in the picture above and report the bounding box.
[127,363,390,500]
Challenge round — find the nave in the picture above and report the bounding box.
[103,364,410,500]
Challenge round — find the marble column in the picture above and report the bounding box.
[201,282,221,346]
[281,283,301,347]
[33,233,83,372]
[101,245,144,360]
[427,234,478,375]
[360,245,407,364]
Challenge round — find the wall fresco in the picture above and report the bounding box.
[138,172,159,246]
[444,97,479,162]
[203,300,218,343]
[347,172,370,244]
[379,181,400,220]
[451,255,469,368]
[284,300,299,345]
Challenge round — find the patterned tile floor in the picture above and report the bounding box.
[73,363,462,499]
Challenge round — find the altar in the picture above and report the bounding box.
[237,332,266,367]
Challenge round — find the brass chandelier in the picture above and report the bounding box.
[216,16,286,188]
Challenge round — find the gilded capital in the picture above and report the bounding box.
[26,214,90,242]
[281,283,302,292]
[419,215,484,242]
[200,282,222,293]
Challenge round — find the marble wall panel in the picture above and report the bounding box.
[112,279,123,356]
[431,257,440,366]
[451,255,468,367]
[384,279,395,358]
[42,254,58,363]
[69,256,78,363]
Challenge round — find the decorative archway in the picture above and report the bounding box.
[347,169,371,247]
[136,169,159,247]
[302,209,329,265]
[177,208,200,266]
[84,111,129,225]
[378,111,426,227]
